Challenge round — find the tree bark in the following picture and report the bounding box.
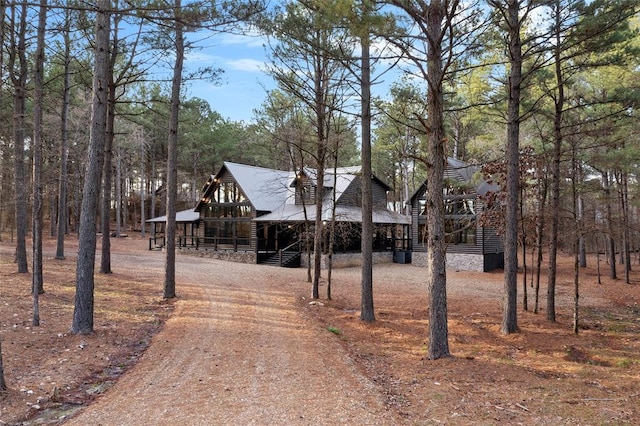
[72,0,110,334]
[619,171,631,283]
[578,195,587,267]
[547,0,565,322]
[56,8,71,260]
[311,41,328,300]
[0,0,5,242]
[360,25,374,322]
[164,0,185,299]
[603,170,617,279]
[425,0,450,359]
[502,0,522,334]
[32,0,48,323]
[571,146,581,334]
[534,166,547,314]
[100,90,115,274]
[100,17,121,274]
[9,2,29,273]
[140,138,146,238]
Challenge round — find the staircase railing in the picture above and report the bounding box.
[279,240,301,267]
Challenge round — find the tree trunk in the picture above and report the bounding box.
[502,0,522,334]
[140,140,146,238]
[521,185,527,311]
[0,0,4,242]
[534,166,547,314]
[578,195,587,267]
[164,0,185,299]
[50,196,57,237]
[100,96,115,274]
[619,171,631,283]
[311,71,328,300]
[596,232,602,284]
[32,0,48,321]
[425,0,450,359]
[547,0,565,322]
[360,26,374,322]
[100,22,120,274]
[327,151,339,300]
[312,156,325,300]
[116,149,122,237]
[603,170,616,279]
[72,1,110,335]
[402,156,411,214]
[571,144,580,335]
[522,237,527,311]
[9,2,29,273]
[573,237,580,334]
[151,155,157,219]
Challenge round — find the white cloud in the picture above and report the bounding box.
[226,58,265,72]
[218,31,266,49]
[185,50,264,73]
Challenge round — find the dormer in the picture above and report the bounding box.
[291,170,315,205]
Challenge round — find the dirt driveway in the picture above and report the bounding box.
[3,237,638,425]
[64,249,400,425]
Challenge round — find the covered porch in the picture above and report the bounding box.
[146,208,200,250]
[254,207,412,267]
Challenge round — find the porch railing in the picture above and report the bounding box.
[279,240,301,266]
[149,236,165,250]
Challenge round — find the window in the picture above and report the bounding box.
[237,222,251,245]
[202,180,252,249]
[212,181,247,203]
[443,180,477,245]
[445,218,477,245]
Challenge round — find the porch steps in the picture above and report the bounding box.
[259,251,301,268]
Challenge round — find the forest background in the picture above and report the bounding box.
[0,0,639,405]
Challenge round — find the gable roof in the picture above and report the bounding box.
[194,161,409,225]
[223,162,292,212]
[195,162,292,212]
[409,157,499,203]
[194,161,411,224]
[255,166,409,224]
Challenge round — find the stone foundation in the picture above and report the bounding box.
[179,246,256,264]
[178,245,501,272]
[301,252,394,269]
[411,252,485,272]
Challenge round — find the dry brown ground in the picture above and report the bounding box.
[0,234,638,425]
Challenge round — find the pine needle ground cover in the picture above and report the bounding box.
[0,235,638,424]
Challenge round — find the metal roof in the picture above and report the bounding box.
[409,157,500,202]
[255,205,411,225]
[223,162,292,212]
[146,208,199,223]
[192,161,409,225]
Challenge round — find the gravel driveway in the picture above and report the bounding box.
[64,250,401,425]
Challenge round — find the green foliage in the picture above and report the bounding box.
[326,326,341,335]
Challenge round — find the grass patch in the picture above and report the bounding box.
[327,326,342,335]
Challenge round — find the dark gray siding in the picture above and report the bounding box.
[338,176,362,206]
[338,176,388,208]
[410,170,504,258]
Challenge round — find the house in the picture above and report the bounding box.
[182,161,411,267]
[409,157,504,272]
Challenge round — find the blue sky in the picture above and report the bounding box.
[184,32,274,123]
[181,28,406,125]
